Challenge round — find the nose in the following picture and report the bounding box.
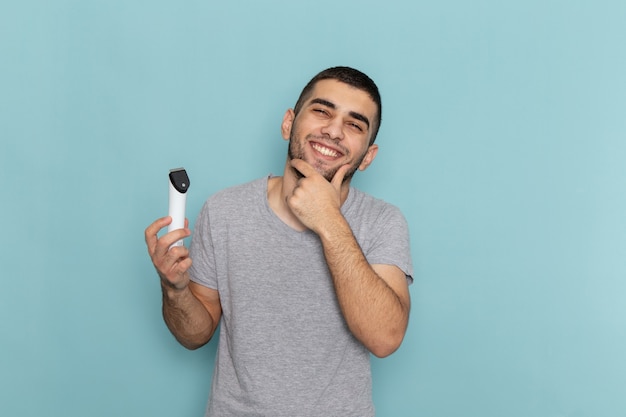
[320,117,344,141]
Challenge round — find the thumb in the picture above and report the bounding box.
[331,164,351,190]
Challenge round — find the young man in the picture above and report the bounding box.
[145,67,413,416]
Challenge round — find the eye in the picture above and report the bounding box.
[348,122,364,132]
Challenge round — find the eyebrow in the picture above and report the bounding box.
[309,98,370,130]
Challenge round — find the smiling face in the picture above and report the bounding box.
[282,79,379,183]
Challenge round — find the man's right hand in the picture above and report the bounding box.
[144,216,192,291]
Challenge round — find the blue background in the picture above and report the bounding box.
[1,1,625,416]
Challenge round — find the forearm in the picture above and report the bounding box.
[318,217,410,357]
[161,282,216,350]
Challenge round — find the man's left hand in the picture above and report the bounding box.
[287,159,351,234]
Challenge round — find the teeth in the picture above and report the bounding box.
[312,143,339,157]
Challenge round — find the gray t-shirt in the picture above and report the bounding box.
[189,176,413,417]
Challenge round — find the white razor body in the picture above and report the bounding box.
[168,168,190,247]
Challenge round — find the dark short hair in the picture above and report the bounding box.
[293,66,382,145]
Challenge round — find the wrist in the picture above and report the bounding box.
[160,277,189,299]
[317,213,350,242]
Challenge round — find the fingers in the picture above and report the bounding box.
[145,216,193,290]
[160,245,192,275]
[144,216,172,253]
[290,159,317,178]
[145,216,191,257]
[156,244,193,290]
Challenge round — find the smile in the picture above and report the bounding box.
[311,143,341,158]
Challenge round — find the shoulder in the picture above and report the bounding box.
[345,188,406,222]
[193,177,267,224]
[343,188,410,242]
[201,176,266,210]
[209,177,266,202]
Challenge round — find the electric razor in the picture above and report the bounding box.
[168,167,190,247]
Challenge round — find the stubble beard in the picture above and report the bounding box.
[287,132,366,183]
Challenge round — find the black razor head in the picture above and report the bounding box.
[169,168,190,194]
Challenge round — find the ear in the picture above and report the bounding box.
[358,144,379,171]
[281,109,295,141]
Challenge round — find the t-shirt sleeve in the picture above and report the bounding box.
[188,201,219,290]
[364,205,414,285]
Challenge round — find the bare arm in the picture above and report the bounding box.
[318,219,410,357]
[145,217,222,350]
[287,160,410,357]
